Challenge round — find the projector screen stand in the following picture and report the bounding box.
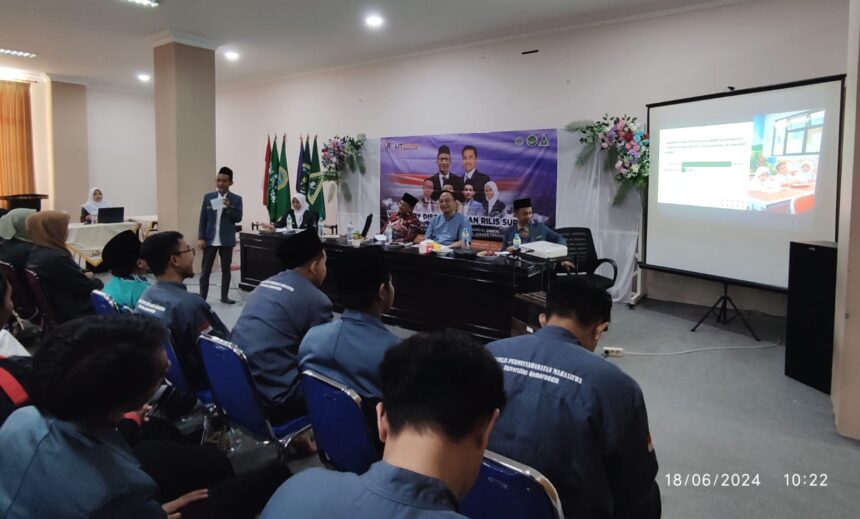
[691,282,760,341]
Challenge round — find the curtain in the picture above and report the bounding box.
[0,80,36,199]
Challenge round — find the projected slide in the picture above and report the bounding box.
[657,109,824,214]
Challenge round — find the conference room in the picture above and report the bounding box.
[1,0,859,518]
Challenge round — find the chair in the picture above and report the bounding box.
[360,213,373,238]
[90,290,121,316]
[301,370,380,474]
[556,227,618,290]
[23,269,59,332]
[162,335,212,405]
[790,193,815,215]
[198,334,311,455]
[0,261,38,321]
[461,450,564,519]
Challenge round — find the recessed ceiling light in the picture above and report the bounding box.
[127,0,159,7]
[137,73,151,82]
[224,51,240,61]
[365,15,384,28]
[0,48,37,58]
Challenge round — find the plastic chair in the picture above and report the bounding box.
[0,261,38,321]
[198,334,310,455]
[90,290,121,316]
[301,370,380,474]
[162,335,212,405]
[461,450,564,519]
[23,269,59,332]
[556,227,618,290]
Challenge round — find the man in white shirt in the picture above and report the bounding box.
[197,167,243,304]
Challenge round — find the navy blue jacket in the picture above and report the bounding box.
[261,461,464,518]
[231,270,333,408]
[487,326,660,519]
[198,191,243,248]
[501,221,566,250]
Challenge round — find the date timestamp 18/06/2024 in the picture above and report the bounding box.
[664,473,829,487]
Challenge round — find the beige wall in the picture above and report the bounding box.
[154,43,215,243]
[832,0,860,439]
[49,81,89,216]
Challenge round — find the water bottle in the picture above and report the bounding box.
[384,224,393,244]
[462,228,471,251]
[318,218,325,237]
[347,220,354,238]
[513,233,521,251]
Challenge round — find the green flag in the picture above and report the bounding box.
[301,136,312,194]
[276,135,290,220]
[307,135,326,220]
[266,136,280,221]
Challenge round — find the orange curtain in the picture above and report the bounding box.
[0,80,36,201]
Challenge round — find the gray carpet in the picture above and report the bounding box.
[207,280,860,518]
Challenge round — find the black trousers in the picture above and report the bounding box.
[200,246,233,300]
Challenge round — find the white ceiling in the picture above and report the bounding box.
[0,0,739,90]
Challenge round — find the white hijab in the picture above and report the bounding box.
[291,193,309,229]
[82,187,111,215]
[484,181,500,211]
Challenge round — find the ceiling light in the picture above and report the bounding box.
[365,15,384,28]
[127,0,159,6]
[224,51,240,61]
[0,48,37,58]
[137,73,151,82]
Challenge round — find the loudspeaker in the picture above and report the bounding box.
[785,241,837,394]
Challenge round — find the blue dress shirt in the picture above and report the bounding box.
[487,326,660,519]
[298,309,400,399]
[231,269,333,408]
[0,407,164,519]
[260,461,464,518]
[425,212,472,246]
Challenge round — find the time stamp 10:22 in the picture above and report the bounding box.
[664,473,829,487]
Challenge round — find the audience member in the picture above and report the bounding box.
[0,269,29,357]
[101,229,150,309]
[0,208,36,269]
[231,229,332,424]
[0,315,208,518]
[198,166,243,304]
[136,231,229,391]
[25,210,103,322]
[262,330,506,518]
[0,354,31,427]
[487,277,660,519]
[299,246,398,400]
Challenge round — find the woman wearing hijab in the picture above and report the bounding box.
[101,230,150,309]
[262,193,320,231]
[80,187,111,223]
[483,181,506,217]
[25,211,103,322]
[0,208,37,270]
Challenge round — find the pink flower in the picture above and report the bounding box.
[616,120,626,131]
[601,143,608,149]
[615,160,623,170]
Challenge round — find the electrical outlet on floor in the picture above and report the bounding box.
[603,346,624,357]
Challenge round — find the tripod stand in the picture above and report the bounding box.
[691,282,760,341]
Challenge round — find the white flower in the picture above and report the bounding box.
[631,164,640,173]
[629,123,638,132]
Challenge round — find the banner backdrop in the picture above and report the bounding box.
[380,129,558,240]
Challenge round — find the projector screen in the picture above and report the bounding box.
[645,77,843,288]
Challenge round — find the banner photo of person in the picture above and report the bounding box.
[379,129,558,241]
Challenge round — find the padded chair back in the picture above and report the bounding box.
[0,261,37,321]
[360,213,373,237]
[461,450,563,519]
[90,290,121,316]
[301,370,379,474]
[23,269,58,330]
[556,227,597,272]
[162,335,192,393]
[198,334,275,440]
[790,193,815,215]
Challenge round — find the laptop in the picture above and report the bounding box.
[97,207,125,224]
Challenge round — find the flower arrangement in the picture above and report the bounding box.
[321,134,367,181]
[567,114,649,204]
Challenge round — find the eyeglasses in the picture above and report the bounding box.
[174,247,196,257]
